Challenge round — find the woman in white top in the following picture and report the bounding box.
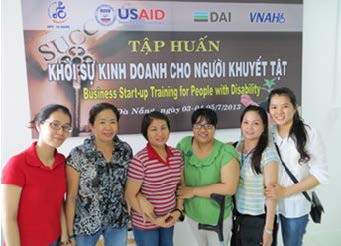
[265,87,328,246]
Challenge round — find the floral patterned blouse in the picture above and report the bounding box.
[67,135,133,235]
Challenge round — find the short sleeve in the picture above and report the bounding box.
[124,143,133,160]
[220,144,240,167]
[176,136,191,154]
[261,146,280,169]
[66,148,83,172]
[1,156,26,187]
[127,156,144,182]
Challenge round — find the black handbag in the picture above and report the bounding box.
[309,191,324,223]
[274,144,324,223]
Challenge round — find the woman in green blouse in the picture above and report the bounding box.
[177,108,239,246]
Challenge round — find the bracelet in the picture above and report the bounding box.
[69,234,75,240]
[173,208,185,222]
[264,228,273,235]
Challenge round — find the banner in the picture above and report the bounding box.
[21,0,303,136]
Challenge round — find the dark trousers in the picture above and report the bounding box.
[231,211,278,246]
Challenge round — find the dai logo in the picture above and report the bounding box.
[249,12,285,23]
[193,11,231,23]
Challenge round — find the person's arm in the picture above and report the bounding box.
[262,161,278,246]
[266,127,327,199]
[65,166,80,245]
[176,171,185,210]
[125,156,157,220]
[125,178,174,227]
[1,184,22,246]
[60,203,69,244]
[179,158,239,198]
[125,178,158,221]
[167,171,185,225]
[266,175,319,199]
[125,178,147,215]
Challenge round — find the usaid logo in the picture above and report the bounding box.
[249,12,285,23]
[48,0,68,24]
[95,4,116,26]
[116,8,166,22]
[94,6,166,25]
[193,11,231,23]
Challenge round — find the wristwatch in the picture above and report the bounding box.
[174,208,185,222]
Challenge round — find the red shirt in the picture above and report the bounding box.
[1,142,66,246]
[128,144,183,229]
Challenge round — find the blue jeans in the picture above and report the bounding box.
[280,214,309,246]
[75,226,127,246]
[133,226,174,246]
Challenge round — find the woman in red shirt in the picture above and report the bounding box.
[125,111,184,246]
[1,104,72,246]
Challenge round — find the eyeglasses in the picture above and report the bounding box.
[193,123,214,130]
[45,120,73,133]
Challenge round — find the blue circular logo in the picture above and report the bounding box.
[95,4,116,26]
[48,0,68,23]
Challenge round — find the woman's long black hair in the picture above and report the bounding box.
[267,87,310,163]
[240,105,268,174]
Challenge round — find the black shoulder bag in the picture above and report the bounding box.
[274,144,324,224]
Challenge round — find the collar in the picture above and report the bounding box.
[84,135,121,154]
[146,143,173,165]
[25,142,64,170]
[272,126,287,143]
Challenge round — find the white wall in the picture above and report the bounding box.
[1,1,340,245]
[300,1,341,245]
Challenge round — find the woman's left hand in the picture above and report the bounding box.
[265,184,286,199]
[262,230,273,246]
[178,186,195,199]
[166,210,181,226]
[138,195,156,222]
[60,234,71,245]
[151,213,174,228]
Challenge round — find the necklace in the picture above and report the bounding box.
[240,141,255,167]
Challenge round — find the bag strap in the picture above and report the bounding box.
[274,143,312,202]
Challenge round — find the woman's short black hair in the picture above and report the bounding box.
[191,108,217,127]
[89,102,120,125]
[141,111,170,140]
[29,104,72,127]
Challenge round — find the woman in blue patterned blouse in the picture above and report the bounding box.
[65,103,133,246]
[232,105,279,246]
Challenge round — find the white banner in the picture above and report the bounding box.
[22,0,302,32]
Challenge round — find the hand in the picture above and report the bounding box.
[262,230,273,246]
[165,210,181,227]
[150,213,174,228]
[241,94,258,107]
[265,184,286,199]
[178,186,195,199]
[59,238,73,246]
[69,238,76,246]
[60,234,71,245]
[137,194,156,222]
